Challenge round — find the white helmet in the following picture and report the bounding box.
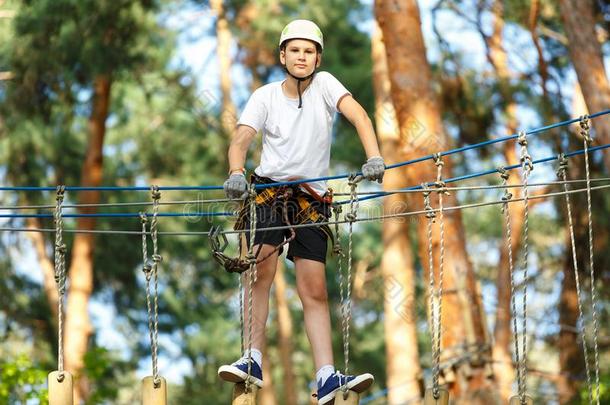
[279,19,324,50]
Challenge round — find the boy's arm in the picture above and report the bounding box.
[338,95,385,183]
[224,124,257,199]
[337,95,381,158]
[228,124,258,174]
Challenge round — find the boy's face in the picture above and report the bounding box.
[280,39,321,78]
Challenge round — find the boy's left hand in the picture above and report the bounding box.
[361,156,385,183]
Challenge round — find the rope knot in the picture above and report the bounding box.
[497,166,510,181]
[433,153,444,167]
[348,173,362,188]
[248,184,258,199]
[245,253,257,265]
[502,190,513,202]
[55,242,67,254]
[139,212,148,224]
[143,262,153,274]
[579,115,592,144]
[434,180,450,195]
[422,184,436,220]
[333,243,343,256]
[152,254,163,263]
[556,154,569,179]
[345,212,357,222]
[421,183,432,198]
[521,154,533,172]
[517,131,528,147]
[55,185,66,202]
[150,185,161,201]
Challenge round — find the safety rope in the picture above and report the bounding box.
[5,178,610,213]
[498,166,524,402]
[433,153,447,397]
[339,174,359,392]
[3,181,610,238]
[245,183,258,392]
[516,130,533,403]
[143,185,162,387]
[422,182,438,396]
[53,185,67,382]
[556,153,594,404]
[579,116,601,405]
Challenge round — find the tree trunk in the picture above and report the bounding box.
[559,0,610,169]
[557,241,583,404]
[483,3,522,401]
[372,21,423,405]
[260,344,278,405]
[274,259,298,405]
[64,74,111,403]
[556,81,589,405]
[26,217,60,323]
[210,0,237,136]
[375,1,497,403]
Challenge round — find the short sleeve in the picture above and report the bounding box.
[318,72,351,113]
[237,88,267,132]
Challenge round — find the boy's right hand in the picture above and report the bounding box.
[223,173,249,199]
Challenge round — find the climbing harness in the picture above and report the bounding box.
[48,185,74,405]
[211,176,333,274]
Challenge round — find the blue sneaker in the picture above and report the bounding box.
[217,357,264,388]
[317,372,374,404]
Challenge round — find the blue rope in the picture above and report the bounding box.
[384,108,610,172]
[337,142,610,205]
[0,212,234,219]
[0,143,607,219]
[0,185,224,192]
[0,110,608,193]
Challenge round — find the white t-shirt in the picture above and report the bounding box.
[237,71,350,196]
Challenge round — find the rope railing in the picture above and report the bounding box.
[0,141,608,220]
[2,182,609,236]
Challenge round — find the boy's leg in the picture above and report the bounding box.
[242,244,280,350]
[218,244,279,387]
[294,257,334,370]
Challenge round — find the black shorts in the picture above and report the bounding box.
[244,176,332,264]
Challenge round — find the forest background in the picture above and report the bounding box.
[0,0,609,404]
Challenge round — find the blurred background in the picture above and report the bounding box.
[0,0,609,404]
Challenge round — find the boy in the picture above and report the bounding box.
[219,19,385,404]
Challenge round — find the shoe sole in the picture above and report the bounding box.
[218,365,264,388]
[318,373,374,405]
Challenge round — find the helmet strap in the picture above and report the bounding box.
[282,53,319,108]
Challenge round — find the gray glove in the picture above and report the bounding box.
[223,173,248,199]
[361,156,385,183]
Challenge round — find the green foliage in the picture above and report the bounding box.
[83,347,122,405]
[579,373,610,404]
[0,355,48,404]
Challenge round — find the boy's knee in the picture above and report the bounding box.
[298,284,328,303]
